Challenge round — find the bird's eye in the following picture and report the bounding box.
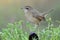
[26,8,29,9]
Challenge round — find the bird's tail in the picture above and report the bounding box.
[42,8,54,17]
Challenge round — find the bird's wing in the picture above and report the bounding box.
[31,8,54,21]
[31,9,42,17]
[31,9,45,21]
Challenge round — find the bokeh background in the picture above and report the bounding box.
[0,0,60,31]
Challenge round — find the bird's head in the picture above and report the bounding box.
[21,6,33,12]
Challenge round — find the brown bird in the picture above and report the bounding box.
[22,6,53,27]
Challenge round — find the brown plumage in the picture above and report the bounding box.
[22,6,53,25]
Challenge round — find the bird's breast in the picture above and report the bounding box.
[25,12,40,24]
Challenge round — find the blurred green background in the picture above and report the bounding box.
[0,0,60,31]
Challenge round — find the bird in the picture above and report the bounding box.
[29,33,39,40]
[21,6,53,27]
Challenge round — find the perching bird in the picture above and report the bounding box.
[22,6,53,27]
[29,33,39,40]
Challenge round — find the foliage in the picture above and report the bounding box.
[0,18,60,40]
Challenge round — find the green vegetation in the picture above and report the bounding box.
[0,18,60,40]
